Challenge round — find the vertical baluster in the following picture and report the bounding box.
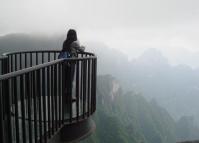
[25,53,27,68]
[37,70,42,143]
[80,60,83,117]
[11,78,14,142]
[42,68,47,143]
[0,60,1,75]
[30,53,33,67]
[15,54,17,71]
[94,58,97,111]
[20,53,22,70]
[33,71,38,143]
[0,58,1,75]
[25,67,28,126]
[20,75,26,143]
[6,56,9,73]
[14,77,19,143]
[83,60,87,118]
[0,81,4,143]
[47,66,51,138]
[76,60,79,121]
[58,63,62,126]
[27,72,33,143]
[85,53,88,116]
[91,60,94,113]
[51,66,54,134]
[2,58,11,143]
[54,64,58,130]
[36,52,38,65]
[61,63,65,124]
[2,57,8,74]
[48,53,50,62]
[1,59,2,75]
[54,52,56,60]
[11,55,13,72]
[87,60,91,117]
[69,61,72,123]
[42,52,44,64]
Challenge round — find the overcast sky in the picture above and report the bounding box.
[1,0,199,67]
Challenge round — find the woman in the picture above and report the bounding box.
[62,29,85,102]
[62,29,85,57]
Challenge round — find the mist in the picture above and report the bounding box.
[1,0,199,67]
[1,0,199,142]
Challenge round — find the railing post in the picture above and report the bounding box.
[1,56,13,143]
[62,62,65,123]
[2,56,8,74]
[61,60,73,122]
[94,58,97,112]
[0,81,4,143]
[3,79,13,143]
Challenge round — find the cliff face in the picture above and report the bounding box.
[97,75,123,103]
[82,75,176,143]
[176,116,199,142]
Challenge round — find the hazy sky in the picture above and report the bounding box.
[1,0,199,67]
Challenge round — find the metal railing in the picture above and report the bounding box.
[0,50,97,143]
[2,50,95,73]
[0,56,8,75]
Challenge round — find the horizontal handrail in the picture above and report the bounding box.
[0,56,7,59]
[0,56,96,81]
[3,50,95,56]
[2,50,61,56]
[1,50,96,74]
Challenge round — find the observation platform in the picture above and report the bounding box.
[0,50,97,143]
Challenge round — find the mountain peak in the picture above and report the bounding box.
[136,48,169,67]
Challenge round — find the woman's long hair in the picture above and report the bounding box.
[62,29,77,52]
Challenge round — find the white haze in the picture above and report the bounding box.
[1,0,199,67]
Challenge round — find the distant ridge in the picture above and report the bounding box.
[177,141,199,143]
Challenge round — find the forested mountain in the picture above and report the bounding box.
[81,75,176,143]
[176,116,199,141]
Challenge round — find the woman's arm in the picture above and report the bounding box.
[71,41,85,52]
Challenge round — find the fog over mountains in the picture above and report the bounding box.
[87,42,199,120]
[1,34,199,142]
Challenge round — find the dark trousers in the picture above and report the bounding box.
[63,62,75,102]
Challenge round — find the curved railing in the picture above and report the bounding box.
[2,50,95,73]
[0,50,97,143]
